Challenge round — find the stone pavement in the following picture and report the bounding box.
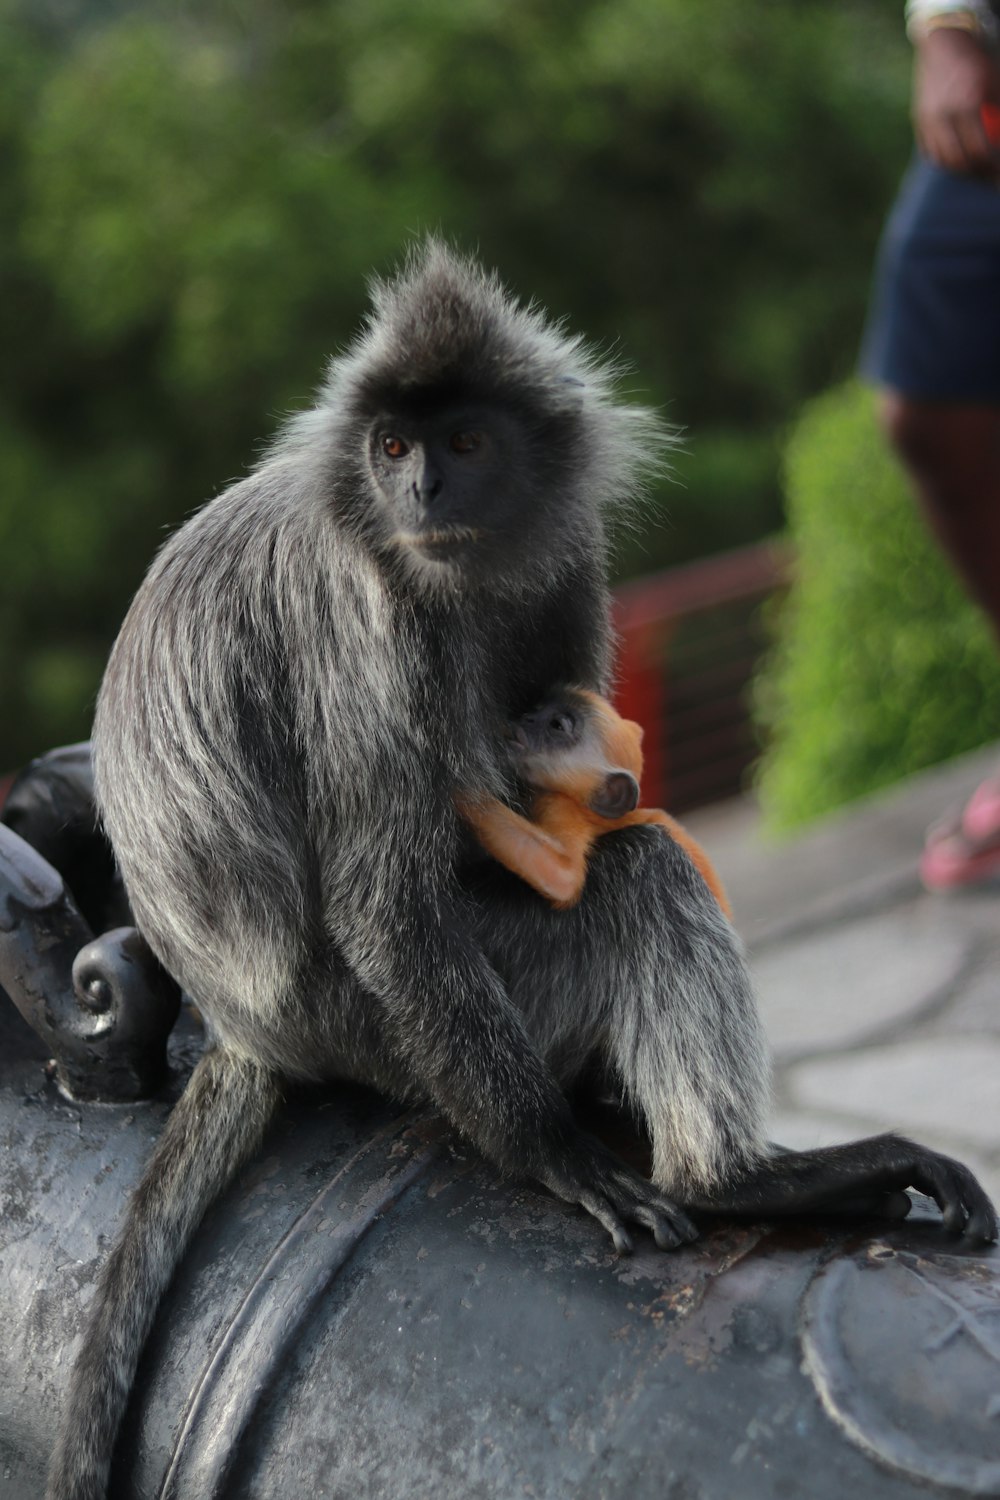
[684,741,1000,1205]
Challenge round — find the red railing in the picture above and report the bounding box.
[613,539,792,813]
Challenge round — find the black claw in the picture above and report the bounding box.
[940,1188,969,1236]
[963,1194,998,1244]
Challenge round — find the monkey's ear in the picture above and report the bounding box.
[588,771,640,820]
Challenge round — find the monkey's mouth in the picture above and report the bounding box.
[395,526,486,551]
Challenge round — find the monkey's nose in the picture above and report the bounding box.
[413,472,443,507]
[587,771,640,819]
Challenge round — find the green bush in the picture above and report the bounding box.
[0,1,914,766]
[754,381,1000,830]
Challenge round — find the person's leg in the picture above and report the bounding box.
[878,395,1000,637]
[877,395,1000,885]
[862,159,1000,884]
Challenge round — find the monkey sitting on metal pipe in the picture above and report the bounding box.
[459,686,732,916]
[47,242,997,1500]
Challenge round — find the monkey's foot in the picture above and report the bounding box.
[893,1140,998,1241]
[538,1138,698,1254]
[691,1135,999,1245]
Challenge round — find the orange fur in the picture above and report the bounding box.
[458,692,732,918]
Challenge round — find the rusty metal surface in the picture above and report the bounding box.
[2,984,999,1500]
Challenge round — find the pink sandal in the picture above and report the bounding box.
[962,775,1000,843]
[921,775,1000,891]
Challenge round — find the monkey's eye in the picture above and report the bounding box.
[382,435,410,459]
[449,431,483,455]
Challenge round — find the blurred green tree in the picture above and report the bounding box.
[753,381,1000,830]
[0,0,910,765]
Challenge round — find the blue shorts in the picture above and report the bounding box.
[860,157,1000,401]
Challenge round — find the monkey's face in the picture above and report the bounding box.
[508,698,585,761]
[364,400,567,589]
[507,692,641,817]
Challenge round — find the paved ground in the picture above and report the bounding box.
[684,741,1000,1205]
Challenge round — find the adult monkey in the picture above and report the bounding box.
[48,243,996,1500]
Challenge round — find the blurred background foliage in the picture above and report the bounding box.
[754,382,1000,830]
[0,0,935,785]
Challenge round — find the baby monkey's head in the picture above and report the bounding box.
[507,687,643,819]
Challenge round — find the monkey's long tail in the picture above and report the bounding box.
[46,1048,282,1500]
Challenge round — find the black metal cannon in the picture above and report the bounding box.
[2,751,999,1500]
[0,744,179,1102]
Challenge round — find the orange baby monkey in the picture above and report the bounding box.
[459,688,732,917]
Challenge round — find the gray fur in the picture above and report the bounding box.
[46,241,995,1500]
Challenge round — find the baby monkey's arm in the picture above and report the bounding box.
[456,791,590,907]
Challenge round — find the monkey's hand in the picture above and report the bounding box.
[536,1137,699,1254]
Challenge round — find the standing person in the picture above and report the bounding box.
[862,0,1000,888]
